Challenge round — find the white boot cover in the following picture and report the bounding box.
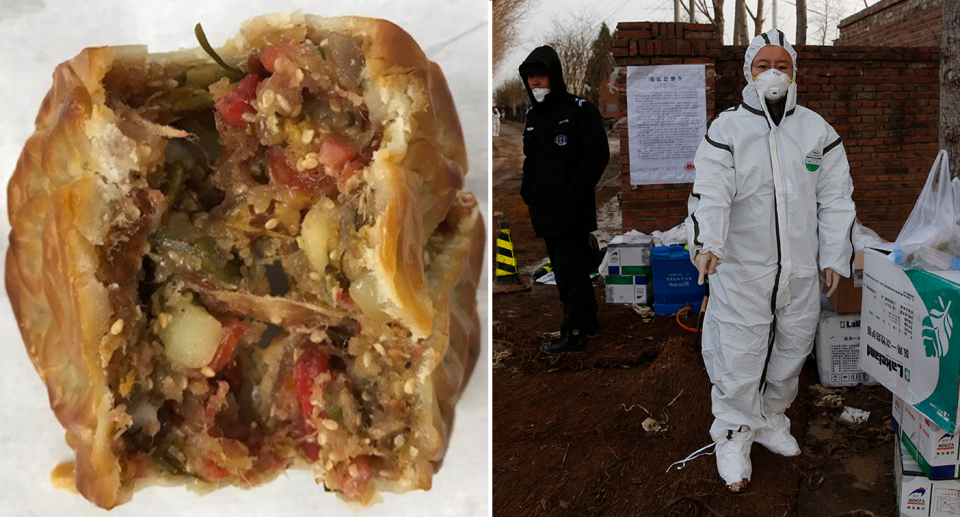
[715,427,754,492]
[754,413,801,457]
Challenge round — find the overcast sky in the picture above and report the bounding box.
[495,0,879,86]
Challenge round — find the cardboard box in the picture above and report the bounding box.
[828,252,864,314]
[896,439,960,516]
[896,394,960,480]
[815,310,876,387]
[604,234,653,275]
[605,274,651,305]
[895,394,904,437]
[859,245,960,432]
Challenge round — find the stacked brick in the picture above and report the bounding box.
[614,22,940,241]
[837,0,942,47]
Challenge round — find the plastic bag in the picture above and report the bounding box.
[892,150,960,271]
[852,220,885,252]
[652,223,687,247]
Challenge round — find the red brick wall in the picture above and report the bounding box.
[836,0,942,47]
[614,22,940,241]
[598,70,620,118]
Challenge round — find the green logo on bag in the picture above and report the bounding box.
[923,296,954,358]
[805,150,822,172]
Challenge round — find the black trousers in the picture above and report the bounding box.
[544,233,598,330]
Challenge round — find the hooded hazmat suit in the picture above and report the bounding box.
[518,46,609,347]
[684,29,857,488]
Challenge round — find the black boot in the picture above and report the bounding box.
[541,326,587,355]
[583,319,602,338]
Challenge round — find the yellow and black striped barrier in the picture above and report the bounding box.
[496,216,519,284]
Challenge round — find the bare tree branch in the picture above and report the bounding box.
[734,0,748,44]
[807,0,848,44]
[493,0,542,77]
[797,0,808,44]
[745,0,765,37]
[538,11,600,98]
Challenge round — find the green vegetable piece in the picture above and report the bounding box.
[194,23,244,81]
[170,89,215,112]
[183,64,225,87]
[151,445,191,477]
[195,236,242,283]
[161,163,186,200]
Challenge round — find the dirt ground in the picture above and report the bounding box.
[492,120,898,517]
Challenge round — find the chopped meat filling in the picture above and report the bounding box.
[98,31,414,503]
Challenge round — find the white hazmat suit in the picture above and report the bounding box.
[685,29,857,490]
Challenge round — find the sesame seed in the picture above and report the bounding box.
[318,433,328,445]
[241,112,257,122]
[110,319,124,335]
[201,366,216,378]
[404,378,416,395]
[264,218,280,230]
[394,435,405,447]
[373,343,386,356]
[409,446,419,458]
[348,464,359,477]
[300,157,319,170]
[261,90,276,108]
[158,312,171,329]
[270,315,282,325]
[295,69,305,82]
[301,129,315,144]
[322,419,339,431]
[361,391,374,402]
[309,272,321,281]
[362,351,373,368]
[276,94,292,114]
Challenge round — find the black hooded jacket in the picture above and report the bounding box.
[519,46,610,238]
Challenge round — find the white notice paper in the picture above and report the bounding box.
[626,65,707,185]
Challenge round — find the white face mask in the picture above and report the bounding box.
[532,88,551,103]
[754,69,792,102]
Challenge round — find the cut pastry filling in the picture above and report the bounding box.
[97,30,424,502]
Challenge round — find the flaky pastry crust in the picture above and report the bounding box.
[7,13,482,508]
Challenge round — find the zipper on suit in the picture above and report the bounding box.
[774,126,790,228]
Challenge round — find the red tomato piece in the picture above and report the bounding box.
[203,459,232,481]
[267,146,336,197]
[208,321,250,373]
[317,135,360,172]
[293,344,331,423]
[259,42,299,74]
[215,74,262,128]
[299,438,320,462]
[339,455,373,499]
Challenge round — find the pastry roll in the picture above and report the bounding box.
[6,13,484,508]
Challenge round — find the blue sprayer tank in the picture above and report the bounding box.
[650,245,706,316]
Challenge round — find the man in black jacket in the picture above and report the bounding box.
[518,45,611,354]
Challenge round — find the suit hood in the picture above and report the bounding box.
[519,45,567,105]
[741,28,799,115]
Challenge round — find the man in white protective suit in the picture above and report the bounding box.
[685,28,857,492]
